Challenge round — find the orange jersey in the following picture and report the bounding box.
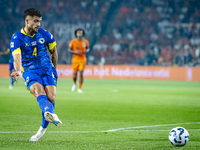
[69,38,89,63]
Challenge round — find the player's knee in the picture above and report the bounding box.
[34,88,45,97]
[80,71,83,77]
[73,73,77,78]
[30,84,45,98]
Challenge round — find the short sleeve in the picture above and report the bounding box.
[10,34,21,56]
[44,30,56,51]
[86,40,89,49]
[69,40,74,49]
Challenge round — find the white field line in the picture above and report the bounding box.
[104,122,200,132]
[0,122,200,134]
[124,129,200,132]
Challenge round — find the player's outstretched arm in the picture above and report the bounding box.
[11,54,21,81]
[50,47,58,69]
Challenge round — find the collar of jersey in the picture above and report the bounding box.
[21,28,36,37]
[76,38,84,42]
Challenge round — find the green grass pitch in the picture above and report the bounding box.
[0,78,200,149]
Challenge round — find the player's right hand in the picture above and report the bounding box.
[11,71,21,81]
[74,51,82,55]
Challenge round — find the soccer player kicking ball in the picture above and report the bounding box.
[10,8,62,141]
[68,29,90,93]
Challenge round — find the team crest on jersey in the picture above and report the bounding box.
[10,42,14,48]
[31,41,37,46]
[25,43,29,47]
[82,42,86,47]
[39,38,45,44]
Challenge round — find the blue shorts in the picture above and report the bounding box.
[23,67,58,90]
[9,62,14,71]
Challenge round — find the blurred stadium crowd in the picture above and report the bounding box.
[0,0,200,66]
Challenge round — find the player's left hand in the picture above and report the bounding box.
[83,48,89,54]
[11,71,21,81]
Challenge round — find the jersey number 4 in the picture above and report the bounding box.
[32,47,37,56]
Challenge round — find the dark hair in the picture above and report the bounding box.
[75,28,85,37]
[23,8,42,20]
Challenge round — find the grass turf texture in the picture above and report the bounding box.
[0,78,200,150]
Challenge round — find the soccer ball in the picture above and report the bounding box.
[169,127,189,146]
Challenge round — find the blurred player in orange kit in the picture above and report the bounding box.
[68,29,90,93]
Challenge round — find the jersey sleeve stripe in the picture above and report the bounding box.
[49,41,56,50]
[22,67,24,73]
[12,48,21,55]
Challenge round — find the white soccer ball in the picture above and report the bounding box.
[169,127,189,146]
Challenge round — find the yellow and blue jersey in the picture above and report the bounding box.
[10,28,56,71]
[7,45,15,71]
[7,44,14,63]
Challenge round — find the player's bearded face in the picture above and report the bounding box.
[27,16,42,34]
